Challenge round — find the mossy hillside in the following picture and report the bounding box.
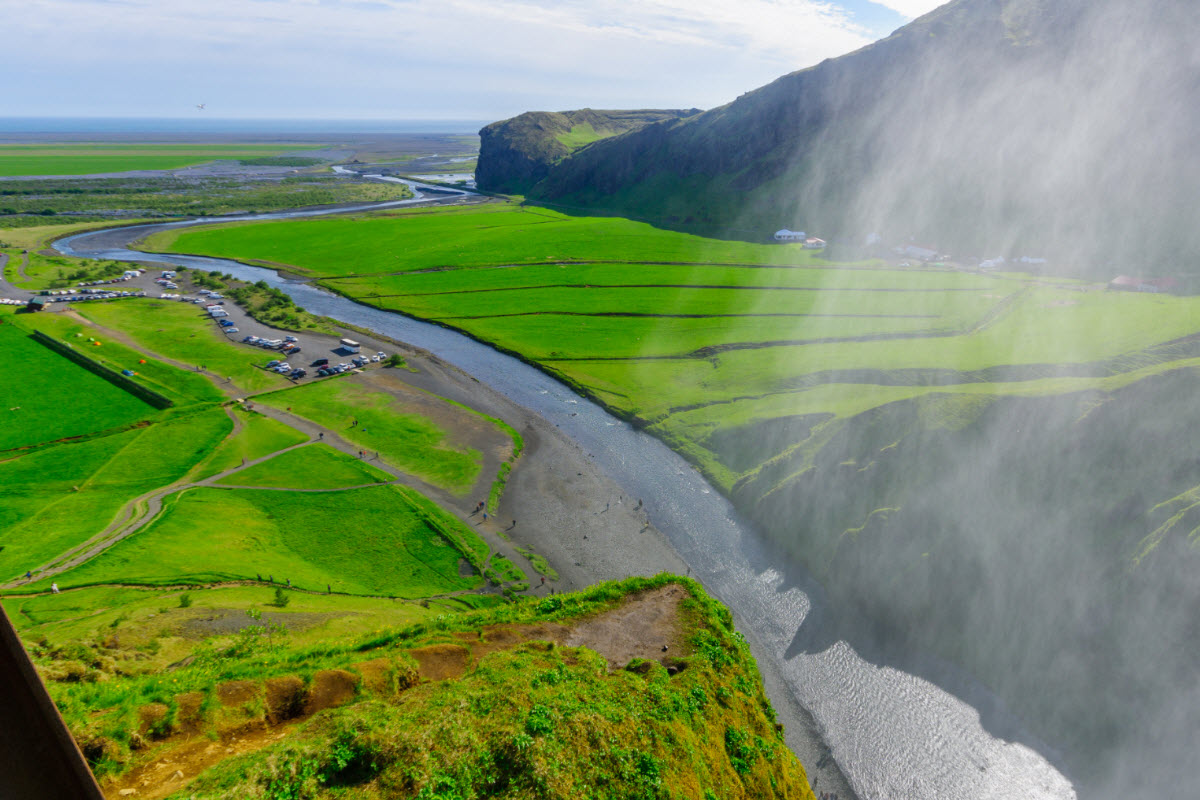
[43,575,813,799]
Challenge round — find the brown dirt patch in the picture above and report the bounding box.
[409,643,471,681]
[471,622,569,659]
[215,679,258,708]
[304,669,360,715]
[137,703,169,737]
[174,692,205,734]
[103,723,292,800]
[352,657,418,696]
[264,675,306,723]
[562,583,689,669]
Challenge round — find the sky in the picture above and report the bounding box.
[5,0,946,124]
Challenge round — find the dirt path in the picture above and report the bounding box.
[6,283,689,599]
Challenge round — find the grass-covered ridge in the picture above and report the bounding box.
[27,575,814,799]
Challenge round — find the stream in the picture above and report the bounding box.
[55,196,1076,800]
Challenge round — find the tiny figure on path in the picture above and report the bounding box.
[286,578,291,587]
[359,450,365,458]
[482,512,488,521]
[269,574,274,583]
[51,583,59,594]
[319,432,324,440]
[540,576,545,586]
[257,573,262,582]
[24,570,31,580]
[327,584,331,594]
[510,519,517,529]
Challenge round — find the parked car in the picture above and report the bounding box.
[226,328,239,333]
[219,319,234,327]
[267,360,281,368]
[311,358,329,367]
[284,336,298,343]
[242,335,255,343]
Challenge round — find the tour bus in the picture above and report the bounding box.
[340,338,360,354]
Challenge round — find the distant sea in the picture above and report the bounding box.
[0,118,489,135]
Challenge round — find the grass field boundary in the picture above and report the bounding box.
[31,330,173,410]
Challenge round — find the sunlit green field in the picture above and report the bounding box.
[149,202,1200,495]
[214,442,392,489]
[43,485,484,598]
[77,299,288,391]
[0,407,231,578]
[0,318,155,449]
[141,204,835,276]
[256,379,483,493]
[0,143,321,176]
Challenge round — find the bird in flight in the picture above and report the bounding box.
[196,103,206,111]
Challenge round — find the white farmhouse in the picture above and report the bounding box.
[774,229,806,242]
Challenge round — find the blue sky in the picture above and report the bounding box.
[7,0,944,123]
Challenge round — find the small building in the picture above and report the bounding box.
[774,229,806,242]
[26,297,48,312]
[804,237,827,250]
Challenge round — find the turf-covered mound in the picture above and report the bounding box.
[53,575,813,799]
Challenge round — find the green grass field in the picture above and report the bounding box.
[215,442,392,489]
[0,144,322,177]
[76,299,290,391]
[187,409,309,481]
[257,379,482,493]
[13,311,225,406]
[141,204,834,277]
[0,408,232,579]
[148,202,1200,497]
[46,485,485,598]
[0,319,156,449]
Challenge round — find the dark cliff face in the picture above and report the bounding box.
[523,0,1200,272]
[476,108,700,194]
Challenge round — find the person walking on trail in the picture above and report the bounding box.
[286,578,291,587]
[24,570,31,580]
[540,576,545,586]
[319,432,323,440]
[51,583,59,594]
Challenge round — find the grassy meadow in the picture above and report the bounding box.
[257,379,484,493]
[42,485,485,597]
[0,407,232,578]
[186,409,309,481]
[76,299,289,391]
[147,201,1200,496]
[215,442,393,489]
[0,143,323,177]
[0,318,155,449]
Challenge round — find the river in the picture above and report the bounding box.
[55,197,1076,800]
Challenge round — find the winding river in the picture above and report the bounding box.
[55,194,1076,800]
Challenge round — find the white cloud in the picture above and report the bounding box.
[7,0,878,118]
[868,0,946,19]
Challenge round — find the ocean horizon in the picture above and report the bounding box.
[0,117,489,135]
